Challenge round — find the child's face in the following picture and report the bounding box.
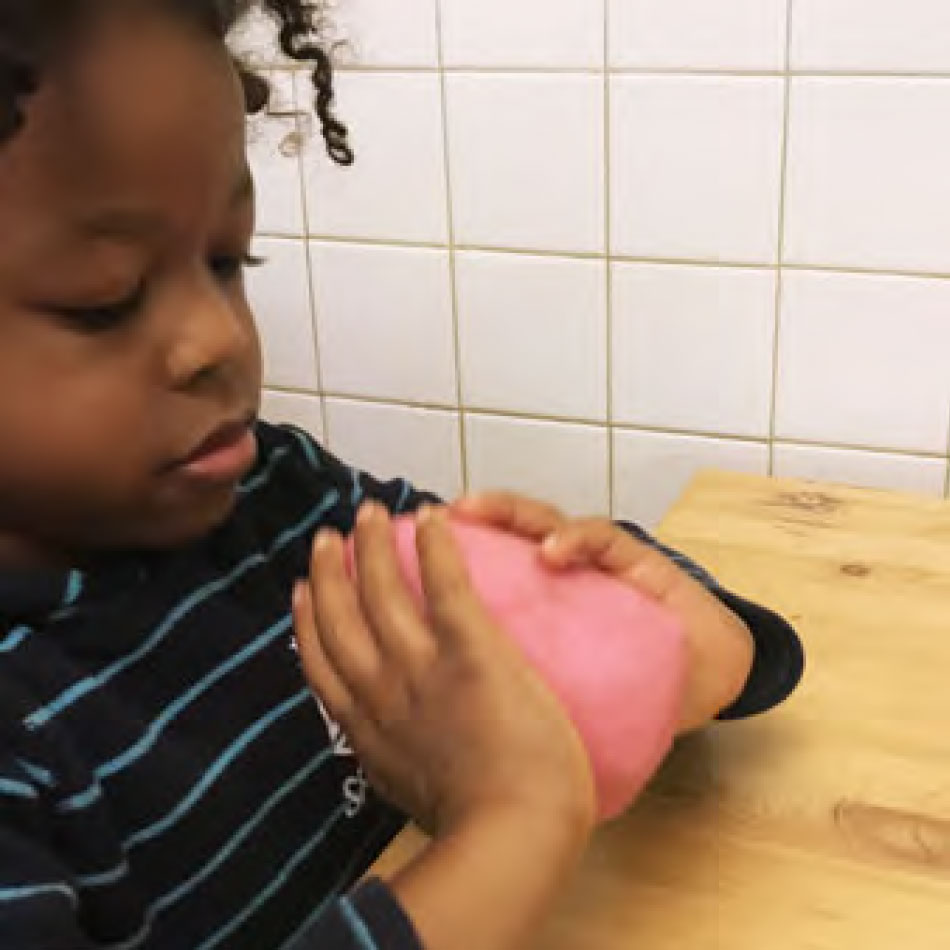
[0,9,263,565]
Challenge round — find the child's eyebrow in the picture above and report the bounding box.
[75,165,253,240]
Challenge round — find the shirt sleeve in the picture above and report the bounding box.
[289,879,423,950]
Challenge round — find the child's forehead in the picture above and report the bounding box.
[0,8,248,242]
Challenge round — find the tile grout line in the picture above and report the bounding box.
[433,0,470,495]
[260,231,950,284]
[604,0,615,518]
[263,385,950,463]
[767,0,796,476]
[269,61,950,81]
[286,69,330,443]
[278,73,330,445]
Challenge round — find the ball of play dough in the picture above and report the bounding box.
[346,516,686,821]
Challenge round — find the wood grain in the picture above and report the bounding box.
[372,472,950,947]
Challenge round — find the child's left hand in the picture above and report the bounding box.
[451,493,754,733]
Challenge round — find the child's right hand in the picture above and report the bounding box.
[292,502,595,839]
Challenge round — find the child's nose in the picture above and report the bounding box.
[164,280,254,391]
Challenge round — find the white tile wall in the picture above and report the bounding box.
[456,251,607,420]
[248,2,950,528]
[324,399,464,501]
[446,74,604,253]
[609,0,788,71]
[611,262,776,437]
[246,237,320,391]
[791,1,950,73]
[310,242,457,404]
[465,414,610,516]
[772,443,948,497]
[784,78,950,273]
[300,72,448,243]
[775,270,950,453]
[259,391,325,442]
[441,0,603,68]
[334,0,439,67]
[614,430,769,528]
[610,76,785,263]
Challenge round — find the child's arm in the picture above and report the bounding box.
[292,504,596,950]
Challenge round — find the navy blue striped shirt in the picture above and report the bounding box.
[0,422,803,948]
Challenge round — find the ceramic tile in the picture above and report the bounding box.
[611,76,785,263]
[612,263,776,437]
[457,251,607,420]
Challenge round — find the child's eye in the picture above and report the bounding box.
[54,282,147,333]
[210,253,267,283]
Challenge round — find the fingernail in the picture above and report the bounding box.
[416,504,433,525]
[314,528,333,551]
[542,532,560,554]
[357,502,378,526]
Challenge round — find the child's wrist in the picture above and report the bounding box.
[441,789,594,866]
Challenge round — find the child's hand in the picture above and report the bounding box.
[452,493,754,733]
[293,502,596,838]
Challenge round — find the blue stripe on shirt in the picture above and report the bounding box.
[340,896,379,950]
[0,882,78,910]
[145,749,334,923]
[15,759,54,788]
[96,615,293,780]
[193,803,348,950]
[238,445,293,497]
[0,777,37,800]
[0,625,31,654]
[123,689,310,851]
[75,860,129,889]
[287,427,323,472]
[277,821,392,950]
[24,490,340,731]
[55,781,103,814]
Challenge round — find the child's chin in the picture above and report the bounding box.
[145,488,240,549]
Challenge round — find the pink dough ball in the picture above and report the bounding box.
[345,516,685,821]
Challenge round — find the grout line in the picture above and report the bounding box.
[257,61,950,81]
[433,0,469,495]
[768,0,795,476]
[282,71,329,442]
[263,386,950,462]
[259,232,950,283]
[603,0,615,519]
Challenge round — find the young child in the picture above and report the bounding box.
[0,2,804,948]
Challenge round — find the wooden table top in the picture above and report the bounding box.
[373,471,950,948]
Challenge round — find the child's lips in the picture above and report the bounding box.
[171,418,258,484]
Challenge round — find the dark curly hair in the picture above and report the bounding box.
[0,0,352,163]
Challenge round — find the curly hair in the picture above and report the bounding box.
[0,0,352,163]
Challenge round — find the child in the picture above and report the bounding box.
[0,2,804,948]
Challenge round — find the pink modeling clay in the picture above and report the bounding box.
[346,516,686,821]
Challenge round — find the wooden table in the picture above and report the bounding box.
[373,471,950,948]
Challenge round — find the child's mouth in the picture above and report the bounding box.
[172,417,258,484]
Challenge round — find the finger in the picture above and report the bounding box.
[292,580,353,724]
[415,506,491,645]
[353,502,435,673]
[543,520,682,603]
[451,491,566,541]
[309,528,385,698]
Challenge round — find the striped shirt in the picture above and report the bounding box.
[0,422,802,948]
